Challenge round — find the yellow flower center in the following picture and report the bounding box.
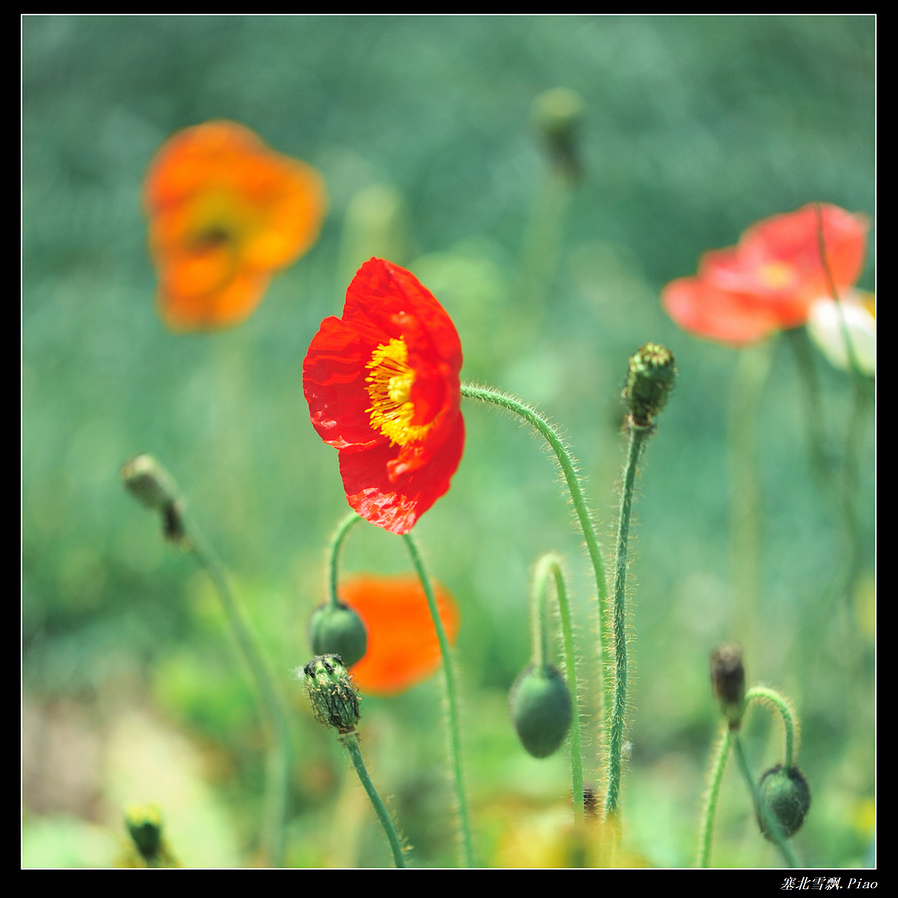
[758,261,795,289]
[365,338,431,446]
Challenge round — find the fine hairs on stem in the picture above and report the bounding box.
[299,654,407,867]
[463,343,675,831]
[460,383,614,778]
[402,530,476,867]
[700,645,808,867]
[605,344,677,819]
[312,511,474,867]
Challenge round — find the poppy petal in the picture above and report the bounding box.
[143,120,326,332]
[339,574,460,696]
[662,203,869,346]
[304,258,465,534]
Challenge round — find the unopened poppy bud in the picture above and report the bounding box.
[532,88,586,181]
[309,602,368,668]
[125,803,165,862]
[711,643,746,729]
[756,765,811,840]
[121,454,186,542]
[510,663,572,759]
[121,454,180,511]
[300,654,361,734]
[623,343,677,428]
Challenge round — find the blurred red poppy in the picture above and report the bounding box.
[662,203,869,346]
[303,258,465,535]
[144,121,326,331]
[340,574,460,696]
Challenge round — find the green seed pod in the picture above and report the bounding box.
[510,663,572,759]
[756,764,811,840]
[309,602,368,668]
[301,654,361,734]
[623,343,677,428]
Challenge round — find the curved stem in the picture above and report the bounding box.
[460,384,611,772]
[342,732,407,867]
[402,532,475,867]
[327,512,363,608]
[746,686,798,769]
[732,732,798,867]
[604,423,650,818]
[532,554,585,822]
[186,521,291,868]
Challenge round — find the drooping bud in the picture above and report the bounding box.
[510,663,572,759]
[309,602,368,668]
[710,643,746,729]
[121,453,186,543]
[300,654,361,734]
[623,343,677,428]
[756,765,811,840]
[532,87,586,181]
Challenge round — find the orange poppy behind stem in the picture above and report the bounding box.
[144,120,327,332]
[339,574,460,696]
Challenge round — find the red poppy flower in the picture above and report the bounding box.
[144,121,327,332]
[303,258,465,535]
[339,574,460,696]
[662,203,869,346]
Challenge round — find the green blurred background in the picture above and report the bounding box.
[23,15,874,868]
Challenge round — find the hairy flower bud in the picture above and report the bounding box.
[623,343,677,428]
[510,663,572,759]
[309,602,368,668]
[300,654,361,734]
[756,765,811,840]
[711,643,746,729]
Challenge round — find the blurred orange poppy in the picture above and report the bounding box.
[338,574,460,696]
[662,203,869,346]
[144,121,326,332]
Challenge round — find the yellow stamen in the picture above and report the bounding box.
[758,261,795,289]
[365,338,431,446]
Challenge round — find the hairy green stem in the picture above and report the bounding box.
[732,732,798,867]
[699,689,800,868]
[460,384,611,772]
[342,732,407,867]
[402,531,475,867]
[604,424,650,817]
[327,511,363,608]
[532,553,585,821]
[696,726,734,867]
[746,686,798,769]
